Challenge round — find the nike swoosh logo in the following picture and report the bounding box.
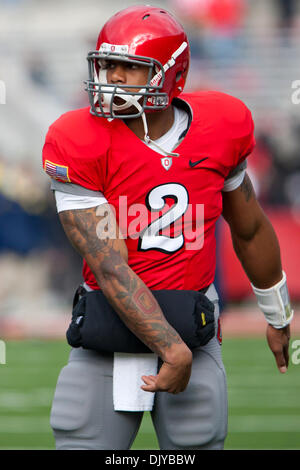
[189,157,209,168]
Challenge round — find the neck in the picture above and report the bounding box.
[124,106,175,141]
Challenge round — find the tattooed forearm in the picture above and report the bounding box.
[239,173,255,202]
[99,259,182,355]
[59,205,118,259]
[59,205,183,358]
[133,287,157,315]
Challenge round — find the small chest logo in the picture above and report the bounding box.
[161,157,172,171]
[189,157,208,168]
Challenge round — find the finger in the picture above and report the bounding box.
[283,343,290,369]
[141,381,183,394]
[141,375,157,392]
[283,326,290,368]
[141,382,159,392]
[273,349,287,373]
[141,385,157,392]
[142,375,156,385]
[141,375,174,393]
[141,375,157,384]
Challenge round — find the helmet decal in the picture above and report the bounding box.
[99,43,129,55]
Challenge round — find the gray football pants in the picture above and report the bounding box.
[50,285,228,450]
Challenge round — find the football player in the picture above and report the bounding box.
[42,5,293,450]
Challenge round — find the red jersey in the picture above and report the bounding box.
[42,91,255,291]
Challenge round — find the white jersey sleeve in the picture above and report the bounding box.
[222,169,246,192]
[51,179,108,213]
[54,190,108,213]
[222,161,247,192]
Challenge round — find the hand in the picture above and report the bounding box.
[266,324,290,373]
[141,343,192,394]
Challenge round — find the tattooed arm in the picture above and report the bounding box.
[222,173,282,288]
[59,204,192,394]
[222,173,290,373]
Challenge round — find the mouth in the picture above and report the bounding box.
[113,96,127,106]
[103,90,144,115]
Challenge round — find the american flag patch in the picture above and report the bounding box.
[44,160,70,182]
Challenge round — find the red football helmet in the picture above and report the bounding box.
[85,5,190,120]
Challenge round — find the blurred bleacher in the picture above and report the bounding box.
[0,0,299,160]
[0,0,299,173]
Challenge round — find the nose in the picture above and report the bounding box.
[109,64,126,84]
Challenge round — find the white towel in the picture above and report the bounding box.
[113,352,158,411]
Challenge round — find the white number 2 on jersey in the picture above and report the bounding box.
[138,183,189,253]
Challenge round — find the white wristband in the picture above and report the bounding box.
[251,271,294,329]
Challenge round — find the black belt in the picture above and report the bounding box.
[68,285,216,354]
[74,284,210,307]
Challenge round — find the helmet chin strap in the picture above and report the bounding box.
[97,69,179,158]
[138,103,180,158]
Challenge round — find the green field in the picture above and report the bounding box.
[0,337,299,450]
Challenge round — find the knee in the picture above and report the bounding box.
[50,362,102,442]
[156,359,228,449]
[50,359,143,450]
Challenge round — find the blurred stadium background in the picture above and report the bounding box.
[0,0,300,450]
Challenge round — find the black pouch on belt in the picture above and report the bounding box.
[66,287,216,354]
